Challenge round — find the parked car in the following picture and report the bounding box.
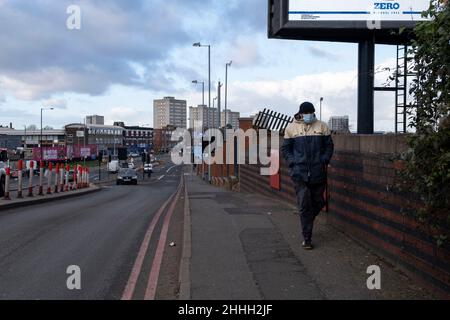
[117,168,138,185]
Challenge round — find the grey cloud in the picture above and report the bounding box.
[307,45,342,61]
[0,0,266,100]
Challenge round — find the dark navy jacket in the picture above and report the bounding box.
[281,119,334,184]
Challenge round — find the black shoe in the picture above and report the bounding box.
[302,241,314,250]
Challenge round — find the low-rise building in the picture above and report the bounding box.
[0,126,66,149]
[154,125,177,153]
[114,122,154,151]
[65,123,124,155]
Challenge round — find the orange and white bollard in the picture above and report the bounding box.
[65,164,70,192]
[39,161,44,196]
[4,167,11,200]
[60,165,65,192]
[80,167,84,188]
[78,166,82,189]
[17,160,24,198]
[73,166,77,191]
[47,162,53,195]
[28,161,34,197]
[82,167,87,188]
[54,163,59,194]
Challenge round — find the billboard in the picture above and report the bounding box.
[32,147,67,161]
[288,0,430,21]
[268,0,432,44]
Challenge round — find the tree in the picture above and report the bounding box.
[26,125,37,131]
[398,1,450,246]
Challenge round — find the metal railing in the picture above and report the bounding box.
[252,108,293,135]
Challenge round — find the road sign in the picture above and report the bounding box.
[76,131,85,138]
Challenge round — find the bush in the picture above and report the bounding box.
[398,1,450,246]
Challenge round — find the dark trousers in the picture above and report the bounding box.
[292,179,326,242]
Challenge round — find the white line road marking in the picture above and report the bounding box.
[166,165,177,173]
[158,175,165,181]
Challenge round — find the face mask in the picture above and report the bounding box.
[303,114,316,124]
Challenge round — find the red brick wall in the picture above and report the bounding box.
[328,135,450,297]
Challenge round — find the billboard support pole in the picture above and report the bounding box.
[357,39,375,134]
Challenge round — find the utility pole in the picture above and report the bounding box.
[320,97,324,122]
[225,61,232,127]
[83,118,86,166]
[40,107,54,162]
[24,125,27,149]
[193,43,211,109]
[217,81,223,129]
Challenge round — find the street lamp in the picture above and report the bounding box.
[225,61,232,127]
[24,125,27,149]
[192,80,205,106]
[193,42,211,111]
[320,97,324,122]
[40,107,54,161]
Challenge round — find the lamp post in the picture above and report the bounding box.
[193,43,211,110]
[320,97,324,122]
[225,61,232,127]
[217,81,223,128]
[24,125,27,149]
[192,80,205,106]
[40,107,54,162]
[213,97,218,128]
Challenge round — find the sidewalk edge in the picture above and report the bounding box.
[0,185,102,212]
[179,174,192,300]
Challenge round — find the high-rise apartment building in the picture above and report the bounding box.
[328,116,350,133]
[189,105,220,129]
[153,97,187,129]
[221,110,240,129]
[86,115,105,125]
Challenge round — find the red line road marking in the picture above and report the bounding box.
[144,177,184,300]
[121,180,181,300]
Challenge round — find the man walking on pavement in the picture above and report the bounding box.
[281,102,334,250]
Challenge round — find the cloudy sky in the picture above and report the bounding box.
[0,0,401,132]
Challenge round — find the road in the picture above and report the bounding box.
[0,156,184,300]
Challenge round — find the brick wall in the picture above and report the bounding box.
[238,132,450,297]
[328,135,450,297]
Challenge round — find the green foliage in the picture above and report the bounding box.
[399,1,450,246]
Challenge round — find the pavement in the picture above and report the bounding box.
[184,171,436,300]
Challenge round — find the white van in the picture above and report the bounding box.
[107,160,120,174]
